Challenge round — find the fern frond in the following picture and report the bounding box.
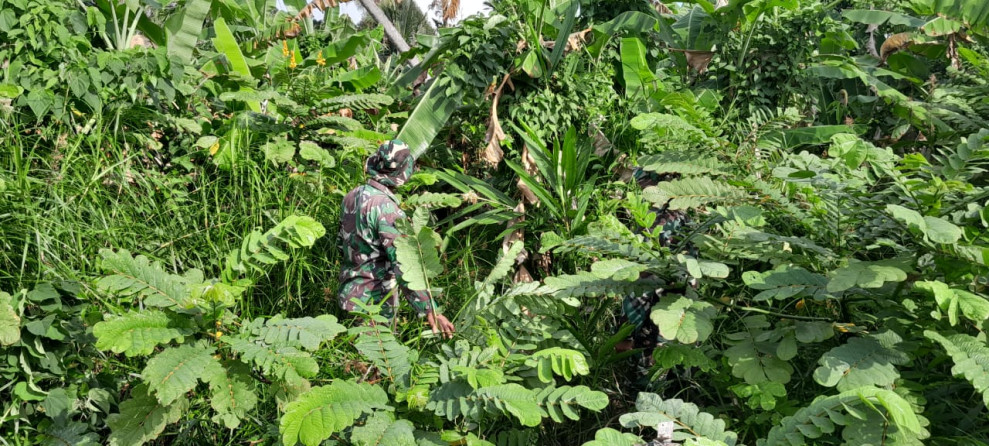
[279,380,390,446]
[404,192,464,210]
[205,361,258,429]
[225,215,326,275]
[97,249,192,308]
[538,270,665,300]
[107,384,188,446]
[299,114,364,132]
[474,384,545,427]
[764,386,925,445]
[631,113,717,149]
[226,337,319,384]
[142,344,223,405]
[581,428,644,446]
[650,295,717,344]
[534,385,609,423]
[639,151,727,176]
[742,265,829,301]
[551,235,653,263]
[813,332,910,391]
[530,347,591,383]
[620,393,739,445]
[316,93,394,112]
[248,315,345,351]
[350,412,416,446]
[925,331,989,408]
[642,177,745,210]
[93,310,193,357]
[353,324,413,388]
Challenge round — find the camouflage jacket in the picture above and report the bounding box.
[337,179,433,316]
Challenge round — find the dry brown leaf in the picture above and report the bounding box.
[517,144,539,205]
[653,1,672,14]
[880,32,913,64]
[441,0,460,22]
[294,0,346,21]
[483,73,513,166]
[684,50,715,73]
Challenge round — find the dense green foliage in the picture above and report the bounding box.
[2,0,989,444]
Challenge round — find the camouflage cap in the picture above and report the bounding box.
[366,140,415,188]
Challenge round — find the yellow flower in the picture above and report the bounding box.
[316,50,325,66]
[289,52,297,69]
[282,40,290,57]
[209,142,220,155]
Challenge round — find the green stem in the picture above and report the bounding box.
[708,297,834,321]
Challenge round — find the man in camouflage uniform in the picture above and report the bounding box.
[338,140,455,338]
[619,168,697,356]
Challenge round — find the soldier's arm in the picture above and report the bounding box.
[376,201,434,316]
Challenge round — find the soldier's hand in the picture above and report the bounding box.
[427,312,455,339]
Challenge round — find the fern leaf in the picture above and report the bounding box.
[40,420,99,446]
[350,412,416,446]
[813,332,910,392]
[107,384,188,446]
[394,225,444,292]
[724,316,793,385]
[475,384,544,427]
[764,386,925,445]
[925,331,989,408]
[93,310,193,357]
[481,241,524,290]
[404,192,464,210]
[354,324,413,388]
[551,235,653,263]
[300,114,363,131]
[639,151,727,176]
[250,315,345,351]
[226,215,326,275]
[642,177,744,210]
[316,93,394,112]
[539,270,665,300]
[742,266,829,301]
[143,344,223,405]
[97,249,191,308]
[620,393,739,445]
[535,385,609,423]
[581,428,644,446]
[227,337,319,384]
[631,113,716,147]
[826,259,909,293]
[650,295,717,343]
[279,380,390,446]
[205,361,258,429]
[530,347,590,383]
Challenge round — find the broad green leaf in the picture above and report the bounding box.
[212,17,259,112]
[581,428,643,446]
[263,140,295,165]
[642,177,743,210]
[143,344,223,405]
[813,333,910,391]
[394,226,443,292]
[0,292,20,345]
[107,385,188,446]
[842,9,926,27]
[926,331,989,408]
[350,412,416,446]
[827,260,908,292]
[250,315,346,351]
[795,321,835,343]
[475,384,544,426]
[298,141,335,168]
[280,381,390,446]
[93,311,192,357]
[590,259,647,281]
[164,0,212,65]
[531,348,590,382]
[620,37,656,99]
[916,280,989,325]
[205,361,258,429]
[742,265,828,301]
[650,295,716,343]
[397,74,460,157]
[41,420,99,446]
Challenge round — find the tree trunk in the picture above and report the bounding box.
[358,0,412,54]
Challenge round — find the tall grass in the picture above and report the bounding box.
[0,116,354,319]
